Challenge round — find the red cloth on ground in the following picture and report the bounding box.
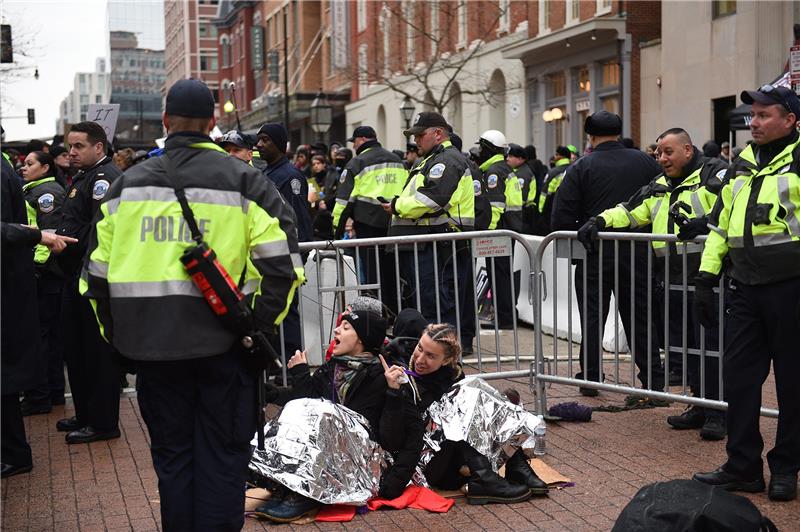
[315,504,356,522]
[366,485,454,513]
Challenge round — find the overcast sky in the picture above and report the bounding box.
[0,1,161,142]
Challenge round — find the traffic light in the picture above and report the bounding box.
[27,108,35,125]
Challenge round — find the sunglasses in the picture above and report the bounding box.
[758,84,793,114]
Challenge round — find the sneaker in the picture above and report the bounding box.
[700,412,726,441]
[261,492,320,523]
[667,406,705,429]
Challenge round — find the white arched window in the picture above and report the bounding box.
[379,4,391,79]
[220,35,231,68]
[488,69,507,132]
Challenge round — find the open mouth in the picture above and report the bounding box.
[333,338,341,345]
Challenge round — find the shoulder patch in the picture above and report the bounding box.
[779,164,791,174]
[715,169,727,180]
[92,179,110,200]
[38,193,55,213]
[339,169,348,183]
[518,177,525,189]
[290,178,302,195]
[429,163,446,179]
[473,179,482,196]
[487,174,498,188]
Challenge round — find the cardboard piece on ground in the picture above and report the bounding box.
[435,458,571,499]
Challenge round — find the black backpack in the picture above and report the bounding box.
[612,480,777,532]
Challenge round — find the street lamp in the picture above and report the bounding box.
[400,96,416,130]
[309,91,333,141]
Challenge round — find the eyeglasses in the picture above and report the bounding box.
[758,84,793,113]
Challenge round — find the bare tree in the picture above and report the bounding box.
[353,1,518,116]
[0,18,41,109]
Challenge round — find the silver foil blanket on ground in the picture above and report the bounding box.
[414,377,544,485]
[248,398,388,505]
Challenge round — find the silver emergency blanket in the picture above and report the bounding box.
[415,377,544,484]
[248,398,387,505]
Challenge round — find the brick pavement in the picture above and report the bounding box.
[3,374,797,531]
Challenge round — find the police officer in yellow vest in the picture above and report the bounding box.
[383,112,474,326]
[20,151,67,415]
[80,79,305,529]
[507,143,537,235]
[535,146,571,235]
[334,126,407,313]
[693,85,800,502]
[474,129,522,329]
[580,128,727,439]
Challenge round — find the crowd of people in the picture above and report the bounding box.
[1,77,798,530]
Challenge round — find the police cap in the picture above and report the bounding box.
[165,79,215,118]
[507,143,527,158]
[403,112,451,137]
[741,84,800,120]
[347,126,376,142]
[584,110,622,136]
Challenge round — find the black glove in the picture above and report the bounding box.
[577,216,605,254]
[677,216,709,241]
[693,272,719,329]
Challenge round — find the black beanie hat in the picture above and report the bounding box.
[257,122,289,153]
[584,110,622,136]
[341,309,387,354]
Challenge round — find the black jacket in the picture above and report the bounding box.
[1,156,41,394]
[275,356,389,439]
[264,156,313,243]
[377,365,462,499]
[551,141,662,231]
[55,156,122,277]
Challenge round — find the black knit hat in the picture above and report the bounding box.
[584,110,622,136]
[341,309,387,354]
[257,123,289,153]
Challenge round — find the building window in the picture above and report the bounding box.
[567,0,580,25]
[712,1,736,19]
[576,67,590,93]
[596,0,612,15]
[498,0,510,33]
[539,0,550,34]
[381,6,391,78]
[357,0,367,32]
[358,43,368,95]
[601,96,619,114]
[95,95,102,103]
[457,1,467,48]
[221,36,231,67]
[200,53,218,72]
[546,71,566,99]
[600,61,619,88]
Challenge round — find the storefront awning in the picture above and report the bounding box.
[502,18,627,65]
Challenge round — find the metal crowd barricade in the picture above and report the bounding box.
[529,231,779,419]
[266,230,539,385]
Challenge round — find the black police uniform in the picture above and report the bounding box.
[264,156,311,358]
[1,155,39,475]
[23,177,67,409]
[551,139,665,390]
[56,156,122,435]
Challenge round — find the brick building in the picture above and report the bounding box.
[164,0,222,115]
[503,0,661,155]
[212,0,351,146]
[346,0,530,151]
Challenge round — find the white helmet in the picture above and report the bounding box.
[477,129,507,151]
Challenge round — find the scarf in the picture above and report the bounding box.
[331,354,378,404]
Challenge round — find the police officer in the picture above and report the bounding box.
[20,151,67,415]
[2,150,77,478]
[535,146,572,235]
[474,130,521,329]
[255,122,312,358]
[507,143,537,235]
[80,79,305,528]
[579,128,727,437]
[218,130,253,164]
[55,121,123,443]
[383,112,474,326]
[333,126,407,314]
[693,85,800,502]
[552,110,665,396]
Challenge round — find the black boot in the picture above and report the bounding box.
[464,448,531,505]
[505,449,549,495]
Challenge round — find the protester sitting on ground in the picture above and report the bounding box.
[257,308,389,522]
[380,324,548,505]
